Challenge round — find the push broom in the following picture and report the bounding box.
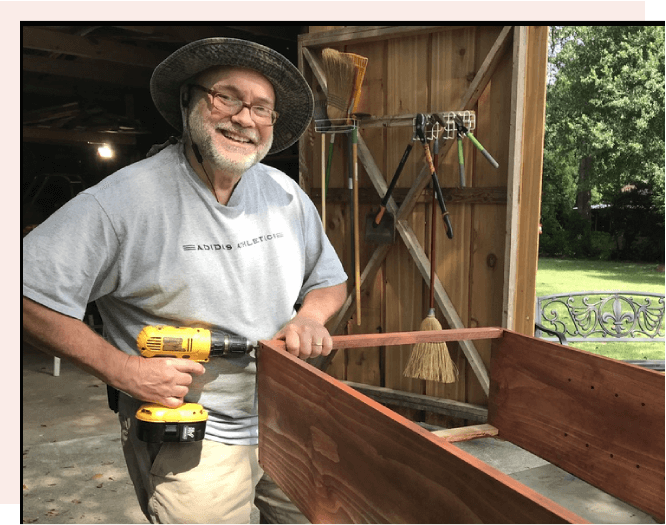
[322,48,368,324]
[404,139,458,383]
[321,48,367,123]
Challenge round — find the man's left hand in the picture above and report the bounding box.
[274,316,333,360]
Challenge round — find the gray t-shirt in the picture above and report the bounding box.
[22,142,347,444]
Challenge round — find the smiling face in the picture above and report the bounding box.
[186,66,275,176]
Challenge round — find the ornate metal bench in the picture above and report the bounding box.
[535,291,665,371]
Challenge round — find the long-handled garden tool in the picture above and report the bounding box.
[321,48,367,325]
[352,126,361,325]
[404,138,458,383]
[417,116,453,240]
[364,133,415,245]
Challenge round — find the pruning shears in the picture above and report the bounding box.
[371,123,416,227]
[455,120,467,187]
[454,114,500,172]
[416,114,453,239]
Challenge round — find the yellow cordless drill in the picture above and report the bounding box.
[134,325,256,443]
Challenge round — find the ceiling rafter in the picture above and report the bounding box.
[23,26,170,68]
[21,25,303,158]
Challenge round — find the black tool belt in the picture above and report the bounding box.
[107,385,120,413]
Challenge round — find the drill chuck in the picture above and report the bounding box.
[210,333,255,357]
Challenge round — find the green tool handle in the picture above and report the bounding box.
[467,132,499,169]
[324,134,335,197]
[457,135,466,187]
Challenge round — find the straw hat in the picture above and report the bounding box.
[150,37,313,155]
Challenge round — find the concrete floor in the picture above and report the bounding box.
[22,344,260,524]
[452,438,656,524]
[23,343,657,524]
[22,344,151,524]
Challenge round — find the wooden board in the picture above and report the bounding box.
[489,330,665,521]
[432,423,499,443]
[258,332,587,524]
[512,26,549,335]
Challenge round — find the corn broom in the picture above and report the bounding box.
[404,140,458,383]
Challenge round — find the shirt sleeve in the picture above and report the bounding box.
[297,188,348,304]
[22,192,120,320]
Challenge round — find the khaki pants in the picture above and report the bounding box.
[118,394,309,524]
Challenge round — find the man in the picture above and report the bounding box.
[22,37,348,524]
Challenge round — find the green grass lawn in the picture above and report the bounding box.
[536,258,665,361]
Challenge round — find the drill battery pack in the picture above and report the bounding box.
[135,403,208,443]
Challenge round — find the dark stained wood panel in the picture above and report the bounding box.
[257,333,586,523]
[489,330,665,522]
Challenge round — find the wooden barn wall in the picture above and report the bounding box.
[298,26,549,423]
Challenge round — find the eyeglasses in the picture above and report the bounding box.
[189,84,279,126]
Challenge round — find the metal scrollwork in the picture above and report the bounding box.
[537,292,665,343]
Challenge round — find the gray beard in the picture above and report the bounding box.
[188,112,273,176]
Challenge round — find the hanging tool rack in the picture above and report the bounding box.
[298,26,549,425]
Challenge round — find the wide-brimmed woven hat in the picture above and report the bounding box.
[150,38,313,155]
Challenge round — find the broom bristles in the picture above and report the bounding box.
[322,49,367,122]
[403,314,459,383]
[347,54,368,114]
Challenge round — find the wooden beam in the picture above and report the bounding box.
[458,26,513,116]
[258,335,586,523]
[111,26,156,35]
[310,186,507,206]
[502,26,528,330]
[299,26,467,48]
[513,26,550,335]
[22,54,151,88]
[328,327,502,349]
[22,27,168,68]
[22,127,137,146]
[22,102,80,125]
[489,331,665,522]
[343,381,488,422]
[301,46,328,95]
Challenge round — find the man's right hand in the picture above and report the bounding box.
[22,297,205,409]
[123,355,206,408]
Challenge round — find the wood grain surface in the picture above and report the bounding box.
[327,327,502,350]
[258,336,586,523]
[489,330,665,521]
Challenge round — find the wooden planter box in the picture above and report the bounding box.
[257,328,664,523]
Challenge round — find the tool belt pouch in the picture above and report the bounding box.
[107,385,120,413]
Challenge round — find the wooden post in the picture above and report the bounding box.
[502,26,528,330]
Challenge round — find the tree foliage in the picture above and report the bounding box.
[542,26,665,261]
